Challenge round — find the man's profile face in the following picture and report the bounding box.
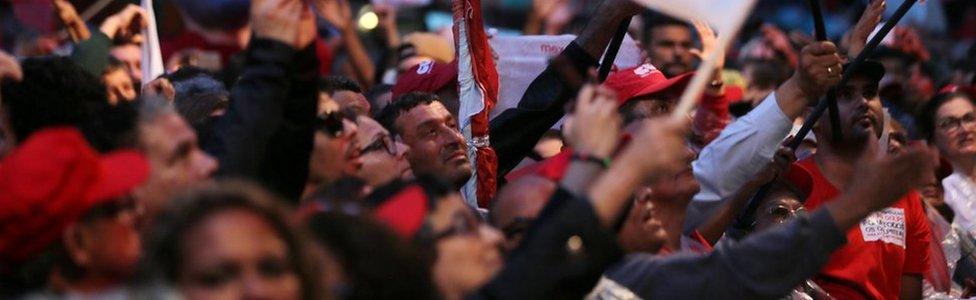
[137,112,218,215]
[646,25,694,77]
[395,101,471,188]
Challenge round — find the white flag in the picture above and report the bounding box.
[141,0,164,84]
[630,0,758,118]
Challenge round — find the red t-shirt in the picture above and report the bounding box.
[796,157,930,300]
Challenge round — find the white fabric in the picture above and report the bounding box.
[487,35,644,120]
[140,0,164,83]
[684,92,794,231]
[630,0,754,34]
[943,172,976,237]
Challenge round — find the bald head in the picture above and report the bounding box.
[490,175,557,251]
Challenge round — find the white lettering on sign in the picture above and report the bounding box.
[859,207,906,248]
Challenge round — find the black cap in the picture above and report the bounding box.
[842,60,886,83]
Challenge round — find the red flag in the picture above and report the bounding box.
[453,0,499,208]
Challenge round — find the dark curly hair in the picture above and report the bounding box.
[137,181,320,299]
[1,56,107,143]
[375,92,440,136]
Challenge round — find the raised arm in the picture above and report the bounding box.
[608,144,936,299]
[206,0,320,200]
[685,41,843,231]
[490,0,643,176]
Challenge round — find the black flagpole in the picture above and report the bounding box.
[598,17,633,83]
[729,0,919,235]
[808,0,844,143]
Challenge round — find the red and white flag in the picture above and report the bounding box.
[453,0,499,208]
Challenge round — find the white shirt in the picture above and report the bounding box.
[943,172,976,236]
[684,92,794,231]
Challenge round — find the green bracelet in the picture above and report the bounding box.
[571,152,612,169]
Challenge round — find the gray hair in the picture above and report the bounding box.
[137,95,177,125]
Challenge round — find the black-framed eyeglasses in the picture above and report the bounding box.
[937,112,976,133]
[362,134,397,155]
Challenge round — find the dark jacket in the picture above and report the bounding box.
[604,208,847,299]
[205,38,319,201]
[474,188,624,299]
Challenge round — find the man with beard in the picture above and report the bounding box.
[642,15,695,78]
[794,61,930,300]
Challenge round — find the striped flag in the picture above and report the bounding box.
[453,0,499,208]
[141,0,164,84]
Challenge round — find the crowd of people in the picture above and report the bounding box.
[0,0,975,298]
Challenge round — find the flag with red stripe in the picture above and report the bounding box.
[453,0,499,208]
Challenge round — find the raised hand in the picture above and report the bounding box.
[621,117,691,181]
[844,0,885,58]
[142,77,175,102]
[317,0,353,31]
[792,41,844,100]
[566,83,622,158]
[52,0,91,42]
[0,51,22,82]
[99,4,148,44]
[848,143,935,212]
[689,20,724,72]
[252,0,317,49]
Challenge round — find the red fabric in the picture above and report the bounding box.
[693,89,734,147]
[454,0,500,208]
[0,127,149,263]
[161,31,245,66]
[603,64,694,105]
[373,185,429,239]
[506,148,574,183]
[795,157,930,300]
[391,60,459,100]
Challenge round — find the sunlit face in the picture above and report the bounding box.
[137,113,218,217]
[395,102,471,188]
[355,116,411,187]
[103,68,136,105]
[179,209,301,300]
[428,194,504,296]
[646,25,694,77]
[933,97,976,160]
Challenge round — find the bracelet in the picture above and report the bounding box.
[571,152,612,169]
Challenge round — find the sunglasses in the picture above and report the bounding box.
[315,110,355,137]
[362,134,397,155]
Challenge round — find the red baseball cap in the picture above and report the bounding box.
[0,127,149,263]
[392,60,459,100]
[783,164,814,200]
[603,63,695,106]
